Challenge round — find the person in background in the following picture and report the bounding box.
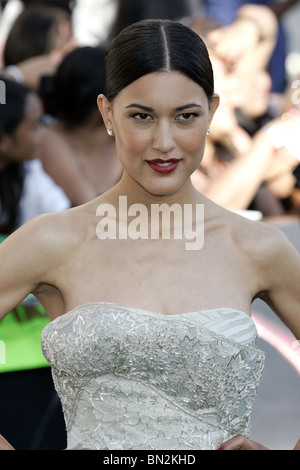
[204,0,300,95]
[1,2,77,91]
[0,76,68,449]
[190,12,300,216]
[41,46,123,206]
[0,76,70,232]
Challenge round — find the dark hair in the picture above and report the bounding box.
[104,19,214,102]
[0,77,32,234]
[0,77,31,140]
[45,46,106,127]
[3,5,71,66]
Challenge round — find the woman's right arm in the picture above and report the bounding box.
[0,213,63,320]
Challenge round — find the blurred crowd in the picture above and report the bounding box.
[0,0,300,234]
[1,0,300,450]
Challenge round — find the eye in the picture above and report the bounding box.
[131,113,153,121]
[176,112,199,121]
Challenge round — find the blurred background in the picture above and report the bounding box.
[0,0,299,450]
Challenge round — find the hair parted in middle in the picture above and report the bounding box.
[103,19,214,103]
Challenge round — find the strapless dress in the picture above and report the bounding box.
[41,302,265,450]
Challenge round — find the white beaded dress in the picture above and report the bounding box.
[41,302,265,450]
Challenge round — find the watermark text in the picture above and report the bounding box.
[96,196,204,250]
[0,80,6,104]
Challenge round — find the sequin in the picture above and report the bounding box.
[41,302,265,450]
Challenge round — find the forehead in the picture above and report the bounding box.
[113,71,208,109]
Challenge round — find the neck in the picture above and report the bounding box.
[103,172,210,243]
[94,172,221,246]
[113,170,205,209]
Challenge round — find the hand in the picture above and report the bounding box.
[0,435,14,450]
[294,439,300,450]
[218,434,300,450]
[265,114,300,164]
[207,18,260,70]
[218,435,268,450]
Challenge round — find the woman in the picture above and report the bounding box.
[0,20,299,450]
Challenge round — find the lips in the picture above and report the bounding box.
[146,158,181,174]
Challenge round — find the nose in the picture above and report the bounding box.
[152,121,176,153]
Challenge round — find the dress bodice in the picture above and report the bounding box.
[41,302,265,450]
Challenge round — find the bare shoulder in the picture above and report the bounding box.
[214,209,300,337]
[0,204,91,284]
[0,210,66,316]
[223,209,300,294]
[223,209,293,258]
[0,203,96,318]
[4,208,78,255]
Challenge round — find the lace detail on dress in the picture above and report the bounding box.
[41,303,265,450]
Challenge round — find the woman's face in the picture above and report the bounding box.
[0,93,43,164]
[98,71,219,197]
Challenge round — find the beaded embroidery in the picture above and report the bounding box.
[41,303,265,450]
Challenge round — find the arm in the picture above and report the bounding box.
[207,4,278,70]
[1,37,78,90]
[219,223,300,451]
[192,129,275,210]
[0,213,64,320]
[192,116,300,210]
[257,224,300,340]
[41,126,97,206]
[235,4,278,42]
[1,55,58,90]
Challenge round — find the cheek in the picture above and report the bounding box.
[180,129,206,154]
[115,125,149,157]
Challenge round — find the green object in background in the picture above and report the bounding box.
[0,234,50,372]
[0,303,50,372]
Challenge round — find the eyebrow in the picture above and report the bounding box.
[125,103,203,112]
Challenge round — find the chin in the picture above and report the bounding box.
[142,180,187,198]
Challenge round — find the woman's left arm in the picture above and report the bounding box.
[217,223,300,451]
[260,225,300,340]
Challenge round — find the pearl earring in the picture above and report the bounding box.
[206,128,210,136]
[107,129,113,136]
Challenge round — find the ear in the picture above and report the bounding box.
[97,94,114,134]
[208,93,220,127]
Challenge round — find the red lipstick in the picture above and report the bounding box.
[146,158,181,174]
